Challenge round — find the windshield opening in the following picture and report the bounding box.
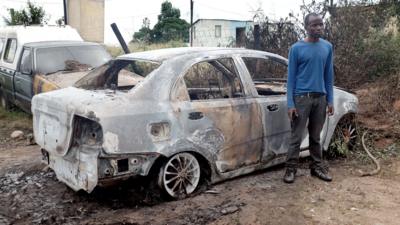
[36,45,111,75]
[74,59,160,91]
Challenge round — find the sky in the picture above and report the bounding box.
[0,0,306,44]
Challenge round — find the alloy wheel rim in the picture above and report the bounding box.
[163,153,200,198]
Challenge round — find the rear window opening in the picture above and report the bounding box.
[75,59,160,91]
[36,45,111,75]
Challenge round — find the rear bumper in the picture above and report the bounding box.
[41,148,160,192]
[43,148,100,192]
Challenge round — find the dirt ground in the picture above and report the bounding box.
[0,86,400,225]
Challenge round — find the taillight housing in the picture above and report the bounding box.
[72,115,103,147]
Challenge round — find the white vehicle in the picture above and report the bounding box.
[0,26,111,112]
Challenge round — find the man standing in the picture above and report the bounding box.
[283,13,334,183]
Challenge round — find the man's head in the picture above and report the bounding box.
[304,13,324,39]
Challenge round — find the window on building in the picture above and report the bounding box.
[193,26,196,39]
[3,38,17,63]
[215,25,221,38]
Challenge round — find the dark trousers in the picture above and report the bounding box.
[286,94,327,169]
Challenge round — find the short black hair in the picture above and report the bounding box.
[304,13,320,27]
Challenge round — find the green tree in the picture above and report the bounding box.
[133,17,152,43]
[3,1,46,25]
[151,1,190,42]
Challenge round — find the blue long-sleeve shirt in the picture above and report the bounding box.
[286,38,334,109]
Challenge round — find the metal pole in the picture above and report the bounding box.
[63,0,68,25]
[111,23,130,54]
[254,24,260,50]
[190,0,193,47]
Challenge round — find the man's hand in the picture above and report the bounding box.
[288,108,298,121]
[327,105,334,116]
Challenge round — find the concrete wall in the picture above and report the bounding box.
[68,0,104,43]
[192,19,253,47]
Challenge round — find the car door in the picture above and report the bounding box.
[241,56,292,161]
[173,57,263,173]
[14,47,33,112]
[0,38,18,102]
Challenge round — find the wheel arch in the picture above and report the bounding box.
[323,112,357,150]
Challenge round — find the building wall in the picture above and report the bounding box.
[192,20,253,47]
[68,0,104,43]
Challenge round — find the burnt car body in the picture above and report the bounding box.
[32,48,358,198]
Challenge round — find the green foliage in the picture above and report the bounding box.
[3,1,46,25]
[362,32,400,78]
[133,1,189,43]
[133,18,152,43]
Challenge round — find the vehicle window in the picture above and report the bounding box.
[0,38,5,56]
[3,38,17,63]
[75,59,160,91]
[36,45,111,75]
[20,48,32,74]
[183,58,244,100]
[242,57,287,96]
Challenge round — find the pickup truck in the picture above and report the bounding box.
[0,26,111,113]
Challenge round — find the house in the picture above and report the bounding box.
[191,19,253,47]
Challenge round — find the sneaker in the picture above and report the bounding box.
[310,167,332,182]
[283,168,297,183]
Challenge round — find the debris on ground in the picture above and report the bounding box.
[10,131,24,139]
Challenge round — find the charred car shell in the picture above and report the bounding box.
[32,47,358,198]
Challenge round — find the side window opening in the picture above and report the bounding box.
[183,58,244,101]
[3,38,17,63]
[242,57,287,96]
[20,48,32,74]
[0,38,5,57]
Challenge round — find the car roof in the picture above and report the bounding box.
[117,47,287,62]
[24,41,101,48]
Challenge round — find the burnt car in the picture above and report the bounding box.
[32,48,358,199]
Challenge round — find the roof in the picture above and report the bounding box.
[117,47,287,63]
[193,19,253,26]
[0,25,83,44]
[24,41,101,48]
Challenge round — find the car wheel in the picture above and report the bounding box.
[0,90,11,111]
[158,152,201,199]
[328,114,358,157]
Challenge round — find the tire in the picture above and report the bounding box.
[157,152,201,199]
[0,90,11,111]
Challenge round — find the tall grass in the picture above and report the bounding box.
[106,40,188,57]
[0,107,32,135]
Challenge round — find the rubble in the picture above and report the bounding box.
[10,131,24,139]
[221,205,240,215]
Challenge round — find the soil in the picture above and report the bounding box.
[0,86,399,225]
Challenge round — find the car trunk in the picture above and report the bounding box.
[32,87,113,156]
